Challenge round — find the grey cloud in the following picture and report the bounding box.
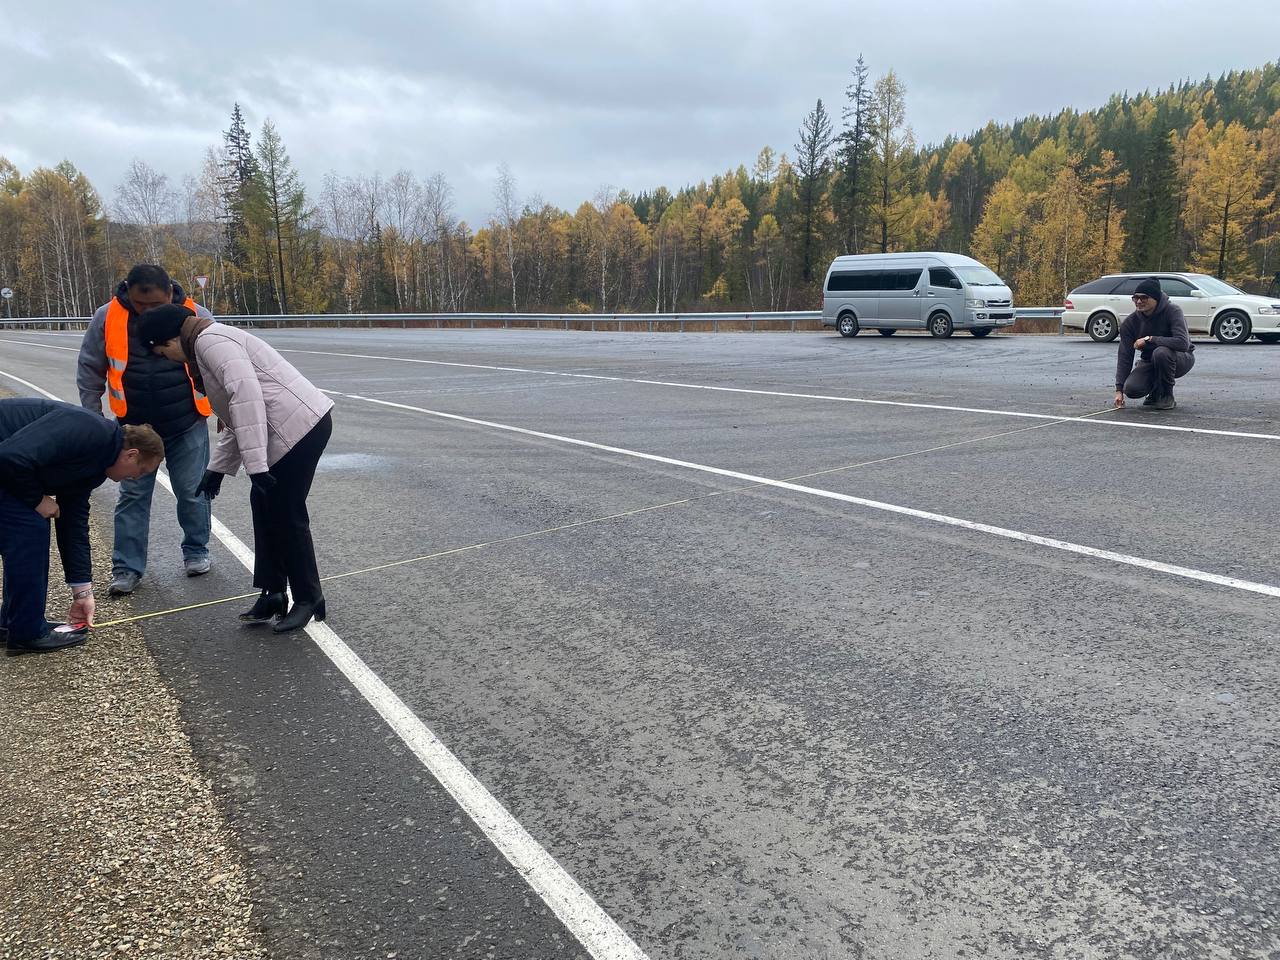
[2,0,1275,223]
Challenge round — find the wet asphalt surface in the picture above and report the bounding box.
[2,328,1278,959]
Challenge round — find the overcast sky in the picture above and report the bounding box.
[1,0,1273,225]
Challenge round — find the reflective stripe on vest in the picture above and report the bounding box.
[103,297,212,418]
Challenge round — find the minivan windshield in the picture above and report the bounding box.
[952,265,1005,287]
[1188,274,1245,297]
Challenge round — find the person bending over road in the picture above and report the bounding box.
[77,264,217,596]
[0,399,162,656]
[140,304,334,634]
[1114,277,1195,411]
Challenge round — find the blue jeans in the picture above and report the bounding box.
[0,489,52,643]
[113,418,211,576]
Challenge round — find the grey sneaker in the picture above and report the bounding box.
[1152,394,1176,411]
[108,571,141,596]
[184,557,212,577]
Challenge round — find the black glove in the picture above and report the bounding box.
[249,473,277,495]
[195,470,224,501]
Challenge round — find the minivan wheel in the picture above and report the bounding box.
[970,327,993,338]
[1214,311,1251,345]
[928,312,954,338]
[1087,312,1119,342]
[878,328,896,336]
[837,314,859,338]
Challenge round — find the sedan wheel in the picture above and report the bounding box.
[1087,313,1119,342]
[1214,311,1251,345]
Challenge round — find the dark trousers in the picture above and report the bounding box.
[250,413,332,604]
[0,489,51,643]
[1123,346,1195,398]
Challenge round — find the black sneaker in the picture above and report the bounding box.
[1142,392,1159,406]
[1152,394,1176,410]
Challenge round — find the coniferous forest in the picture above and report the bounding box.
[2,60,1278,318]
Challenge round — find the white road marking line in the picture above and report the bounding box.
[0,364,650,960]
[0,337,82,351]
[325,388,1280,601]
[0,369,64,398]
[282,346,1280,443]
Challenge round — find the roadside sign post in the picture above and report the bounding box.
[1,286,12,320]
[194,275,208,309]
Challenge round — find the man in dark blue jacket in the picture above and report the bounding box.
[0,399,163,655]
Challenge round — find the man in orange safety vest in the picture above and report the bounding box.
[76,264,215,595]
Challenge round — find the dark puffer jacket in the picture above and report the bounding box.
[76,281,214,440]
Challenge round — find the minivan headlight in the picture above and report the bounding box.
[966,298,986,308]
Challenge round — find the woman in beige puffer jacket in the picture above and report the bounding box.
[140,304,334,633]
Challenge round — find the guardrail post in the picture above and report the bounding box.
[713,317,718,333]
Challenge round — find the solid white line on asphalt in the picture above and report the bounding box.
[0,364,651,960]
[0,337,82,352]
[325,388,1280,600]
[281,346,1280,443]
[0,369,64,398]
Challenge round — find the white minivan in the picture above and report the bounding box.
[822,252,1015,338]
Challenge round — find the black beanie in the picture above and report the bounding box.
[139,303,195,347]
[1135,277,1162,301]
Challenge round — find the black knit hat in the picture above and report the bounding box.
[139,303,195,348]
[1134,277,1162,301]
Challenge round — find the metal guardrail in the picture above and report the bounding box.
[0,308,1064,333]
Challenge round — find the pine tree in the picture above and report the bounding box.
[794,98,833,282]
[1129,130,1178,269]
[255,118,306,314]
[835,55,875,255]
[219,104,259,271]
[363,220,394,311]
[869,71,917,253]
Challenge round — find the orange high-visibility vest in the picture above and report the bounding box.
[104,298,212,418]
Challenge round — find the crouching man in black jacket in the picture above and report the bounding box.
[0,398,163,655]
[1114,277,1196,411]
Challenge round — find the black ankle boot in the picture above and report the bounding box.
[240,591,287,623]
[273,597,326,633]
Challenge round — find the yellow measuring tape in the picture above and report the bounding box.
[93,405,1118,630]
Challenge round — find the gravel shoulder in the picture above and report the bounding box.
[0,473,268,959]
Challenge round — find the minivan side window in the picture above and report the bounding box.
[890,269,923,291]
[827,270,882,292]
[1159,278,1195,297]
[929,267,962,290]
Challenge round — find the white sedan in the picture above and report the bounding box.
[1063,273,1280,344]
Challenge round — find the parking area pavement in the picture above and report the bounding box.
[1,328,1277,959]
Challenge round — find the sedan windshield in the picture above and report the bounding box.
[953,265,1006,286]
[1188,274,1245,297]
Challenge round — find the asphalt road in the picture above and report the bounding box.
[2,328,1278,959]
